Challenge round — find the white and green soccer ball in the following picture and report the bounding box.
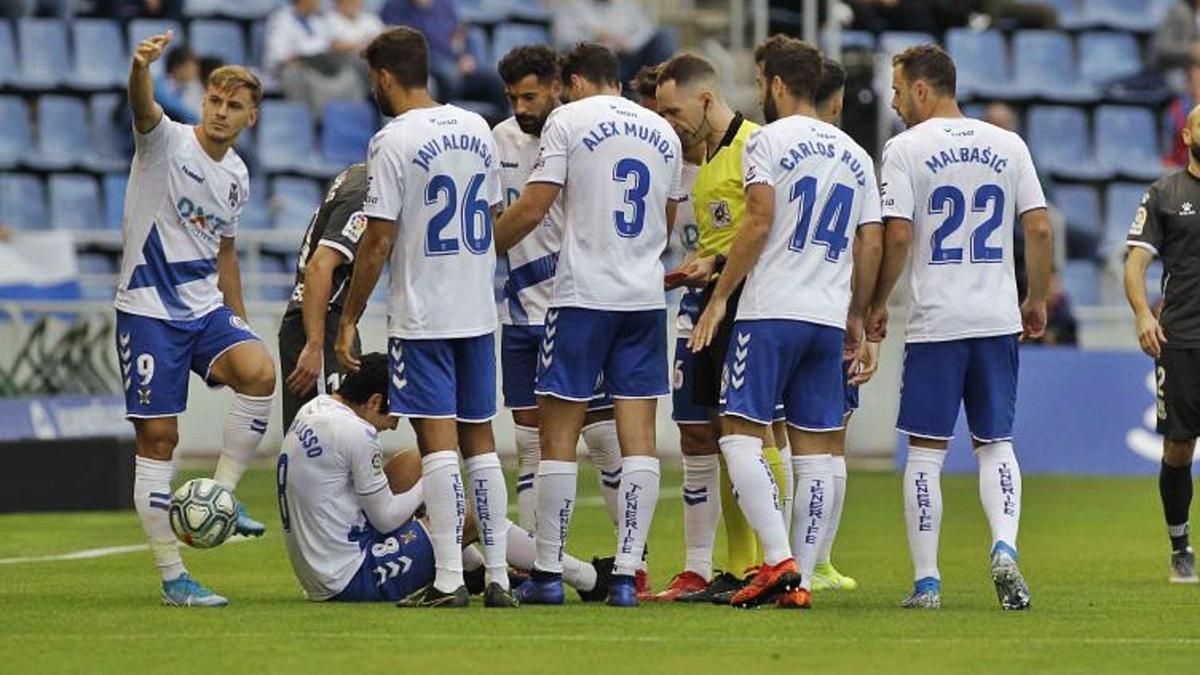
[168,478,237,549]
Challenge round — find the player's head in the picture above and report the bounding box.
[166,45,197,83]
[200,65,261,144]
[630,63,662,111]
[891,44,956,128]
[560,42,620,102]
[334,353,398,431]
[753,35,822,123]
[1183,104,1200,166]
[815,57,846,126]
[656,52,723,147]
[498,44,562,136]
[363,26,430,117]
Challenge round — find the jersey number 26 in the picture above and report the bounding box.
[425,173,493,256]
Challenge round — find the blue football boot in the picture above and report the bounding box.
[161,573,229,607]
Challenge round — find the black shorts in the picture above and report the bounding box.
[277,311,360,431]
[1157,348,1200,441]
[692,279,745,410]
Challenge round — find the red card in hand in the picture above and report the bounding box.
[664,271,687,288]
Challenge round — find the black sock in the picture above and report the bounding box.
[1159,461,1193,552]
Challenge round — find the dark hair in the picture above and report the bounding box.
[560,42,620,88]
[753,35,822,103]
[166,45,195,75]
[816,57,846,105]
[336,353,389,409]
[893,44,956,96]
[498,44,560,86]
[629,63,662,100]
[363,26,429,89]
[656,52,718,88]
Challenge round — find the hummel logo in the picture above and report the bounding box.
[180,165,204,184]
[1182,202,1196,216]
[390,342,403,362]
[500,161,519,168]
[392,373,408,391]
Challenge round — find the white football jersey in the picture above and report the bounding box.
[279,395,390,601]
[364,104,501,339]
[674,162,702,337]
[493,116,563,326]
[528,95,686,311]
[738,116,880,328]
[115,116,249,321]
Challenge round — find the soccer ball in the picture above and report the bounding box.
[168,478,237,549]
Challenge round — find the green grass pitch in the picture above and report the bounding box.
[1,465,1198,674]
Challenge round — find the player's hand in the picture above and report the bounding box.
[668,256,716,289]
[844,313,864,361]
[133,30,173,69]
[335,321,361,372]
[1020,299,1047,341]
[1135,311,1168,359]
[689,298,726,353]
[849,340,880,387]
[866,304,888,342]
[286,342,322,396]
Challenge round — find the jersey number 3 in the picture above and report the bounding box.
[425,173,493,256]
[612,158,650,238]
[928,184,1005,264]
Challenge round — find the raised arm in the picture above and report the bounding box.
[129,31,173,134]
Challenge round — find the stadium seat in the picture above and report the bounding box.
[76,253,117,301]
[89,94,129,169]
[1104,182,1148,247]
[946,29,1025,100]
[190,20,248,66]
[1078,31,1141,86]
[258,100,332,176]
[183,0,223,16]
[242,180,271,230]
[491,23,551,68]
[127,19,183,76]
[102,174,127,231]
[218,0,283,21]
[0,22,17,88]
[1082,0,1163,33]
[14,19,71,90]
[835,30,876,52]
[1012,30,1098,103]
[878,31,937,55]
[0,173,47,230]
[1026,0,1088,30]
[1025,105,1111,180]
[467,26,490,68]
[1094,105,1166,181]
[71,19,127,91]
[271,176,321,230]
[255,255,292,302]
[321,100,375,167]
[48,174,102,230]
[0,97,33,171]
[1062,260,1101,307]
[1052,183,1102,240]
[26,96,90,172]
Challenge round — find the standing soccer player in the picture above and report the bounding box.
[335,27,514,609]
[117,31,276,607]
[869,45,1051,610]
[691,36,883,609]
[495,42,685,607]
[1124,103,1200,584]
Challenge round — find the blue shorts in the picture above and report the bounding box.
[536,307,668,401]
[115,306,261,418]
[844,365,860,416]
[501,324,613,411]
[720,319,846,431]
[897,334,1019,442]
[388,334,496,422]
[331,520,435,602]
[672,338,709,424]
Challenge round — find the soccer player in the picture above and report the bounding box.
[869,44,1051,610]
[334,27,513,609]
[1124,103,1200,584]
[493,45,626,543]
[117,30,276,607]
[494,42,685,607]
[278,354,611,602]
[279,163,368,431]
[691,35,882,609]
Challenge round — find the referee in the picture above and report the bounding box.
[279,163,366,430]
[1125,104,1200,584]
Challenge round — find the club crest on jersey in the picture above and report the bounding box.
[1180,202,1196,217]
[1130,207,1147,236]
[229,315,251,332]
[709,200,733,229]
[138,388,152,406]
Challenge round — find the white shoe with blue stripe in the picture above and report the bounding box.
[161,573,229,607]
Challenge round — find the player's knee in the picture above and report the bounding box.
[680,425,716,454]
[239,357,277,397]
[1163,439,1196,467]
[136,428,179,460]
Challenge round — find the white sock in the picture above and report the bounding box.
[614,455,660,577]
[213,393,273,490]
[508,522,598,592]
[134,456,185,581]
[533,460,578,574]
[977,441,1022,554]
[791,454,833,589]
[422,451,466,592]
[681,453,720,579]
[463,544,485,572]
[779,444,794,534]
[514,424,539,531]
[817,455,848,565]
[582,420,622,527]
[718,434,791,565]
[464,452,510,589]
[904,447,946,581]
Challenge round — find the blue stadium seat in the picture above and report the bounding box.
[0,22,17,88]
[878,31,936,55]
[1094,105,1165,181]
[27,96,90,172]
[1104,182,1148,246]
[946,29,1025,99]
[1062,260,1101,307]
[1025,105,1111,180]
[258,100,331,176]
[128,19,184,76]
[1051,183,1101,239]
[48,174,103,230]
[15,19,71,90]
[190,20,248,66]
[491,23,550,68]
[836,30,876,52]
[0,97,33,170]
[1078,31,1141,86]
[321,100,375,167]
[1082,0,1162,33]
[71,19,127,91]
[183,0,223,16]
[90,94,129,169]
[467,27,490,68]
[1026,0,1087,30]
[241,180,271,230]
[1012,30,1098,103]
[0,173,47,230]
[102,174,127,231]
[271,177,321,230]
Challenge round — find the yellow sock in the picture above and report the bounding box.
[719,455,758,578]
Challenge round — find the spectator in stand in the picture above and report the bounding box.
[266,0,367,114]
[155,46,203,125]
[970,0,1057,29]
[846,0,969,38]
[551,0,677,88]
[380,0,506,119]
[93,0,184,21]
[1154,0,1200,74]
[328,0,385,54]
[1166,46,1200,168]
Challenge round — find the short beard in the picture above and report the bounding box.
[373,86,395,117]
[516,113,546,136]
[1190,142,1200,166]
[763,92,779,124]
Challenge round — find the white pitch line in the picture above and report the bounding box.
[0,535,254,566]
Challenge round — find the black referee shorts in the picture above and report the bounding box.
[691,278,745,410]
[277,311,360,431]
[1157,348,1200,441]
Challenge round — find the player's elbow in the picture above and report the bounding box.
[1022,211,1053,244]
